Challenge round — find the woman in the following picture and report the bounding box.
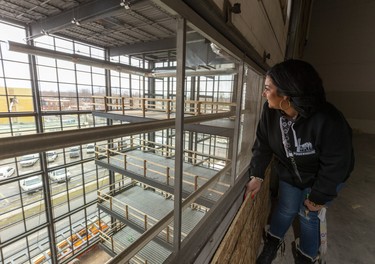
[246,59,354,264]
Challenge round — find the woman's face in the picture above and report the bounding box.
[263,76,285,109]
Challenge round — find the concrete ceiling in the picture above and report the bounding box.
[0,0,180,62]
[0,0,245,71]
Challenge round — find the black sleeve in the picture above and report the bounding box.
[309,113,354,205]
[249,104,274,179]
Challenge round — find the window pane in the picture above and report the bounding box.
[3,61,30,79]
[37,65,57,82]
[58,68,75,82]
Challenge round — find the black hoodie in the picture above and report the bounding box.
[249,102,354,205]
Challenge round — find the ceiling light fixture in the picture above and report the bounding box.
[120,0,131,10]
[71,18,81,26]
[40,29,50,36]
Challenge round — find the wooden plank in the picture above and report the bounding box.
[211,167,271,264]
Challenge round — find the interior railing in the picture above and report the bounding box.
[91,96,236,117]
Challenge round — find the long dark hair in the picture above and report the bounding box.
[266,59,326,117]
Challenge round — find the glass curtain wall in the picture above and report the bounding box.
[236,66,265,176]
[0,12,265,263]
[0,20,148,264]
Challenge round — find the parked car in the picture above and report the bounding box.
[20,176,43,193]
[49,168,71,183]
[19,154,39,167]
[0,166,15,180]
[69,146,80,158]
[46,151,58,162]
[86,143,95,154]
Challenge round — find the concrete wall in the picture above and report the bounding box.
[212,0,375,134]
[303,0,375,134]
[212,0,290,65]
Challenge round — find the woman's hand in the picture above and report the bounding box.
[304,198,324,211]
[245,176,263,199]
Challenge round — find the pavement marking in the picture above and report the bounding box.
[0,191,10,205]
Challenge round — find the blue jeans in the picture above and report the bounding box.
[269,180,320,259]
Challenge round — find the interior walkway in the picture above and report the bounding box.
[77,133,375,264]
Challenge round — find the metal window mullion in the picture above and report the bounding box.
[27,39,43,134]
[0,44,11,119]
[129,70,133,97]
[19,180,30,261]
[51,38,62,114]
[73,45,79,116]
[173,17,186,252]
[230,63,245,186]
[105,49,112,125]
[106,48,118,233]
[26,26,58,264]
[188,76,196,163]
[143,54,147,99]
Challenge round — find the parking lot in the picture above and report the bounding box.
[0,143,109,211]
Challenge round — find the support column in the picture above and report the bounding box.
[173,17,186,252]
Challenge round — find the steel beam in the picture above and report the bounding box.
[147,68,237,78]
[7,41,150,76]
[109,31,203,56]
[29,0,149,39]
[8,41,236,78]
[0,111,234,160]
[92,111,234,137]
[110,37,176,57]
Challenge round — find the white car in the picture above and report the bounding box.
[69,146,80,158]
[86,143,95,154]
[19,154,39,167]
[49,168,71,183]
[46,151,58,162]
[20,176,43,193]
[0,167,15,180]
